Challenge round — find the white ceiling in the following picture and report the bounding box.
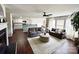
[5,4,79,18]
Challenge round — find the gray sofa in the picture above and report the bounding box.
[28,27,42,37]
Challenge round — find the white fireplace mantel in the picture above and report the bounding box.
[0,23,9,46]
[0,23,7,30]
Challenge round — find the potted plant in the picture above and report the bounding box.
[71,11,79,46]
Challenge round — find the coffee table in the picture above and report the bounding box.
[39,33,49,42]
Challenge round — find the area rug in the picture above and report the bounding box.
[27,36,66,54]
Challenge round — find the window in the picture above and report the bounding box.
[55,16,68,29]
[56,20,65,29]
[48,16,68,30]
[48,18,55,30]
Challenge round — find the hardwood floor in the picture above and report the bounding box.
[9,29,33,54]
[9,29,78,54]
[54,40,78,54]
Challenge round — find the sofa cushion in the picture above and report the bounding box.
[57,29,62,34]
[51,28,56,31]
[50,31,56,33]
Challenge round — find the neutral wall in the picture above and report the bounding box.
[1,4,6,17]
[0,4,6,17]
[30,18,45,27]
[0,5,4,17]
[65,16,78,40]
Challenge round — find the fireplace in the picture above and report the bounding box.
[0,28,6,44]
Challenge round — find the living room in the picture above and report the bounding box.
[0,4,79,54]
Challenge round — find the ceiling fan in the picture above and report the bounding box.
[43,12,52,17]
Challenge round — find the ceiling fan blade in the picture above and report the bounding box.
[48,14,52,16]
[46,14,52,17]
[43,12,52,17]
